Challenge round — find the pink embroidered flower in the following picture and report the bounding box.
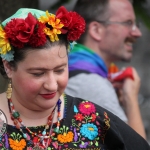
[79,102,96,115]
[52,141,58,149]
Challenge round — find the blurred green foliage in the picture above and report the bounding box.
[133,0,150,29]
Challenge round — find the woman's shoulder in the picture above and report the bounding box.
[65,94,150,149]
[65,94,111,113]
[65,94,112,124]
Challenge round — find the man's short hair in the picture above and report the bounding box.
[73,0,109,44]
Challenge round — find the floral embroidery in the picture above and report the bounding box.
[57,131,74,143]
[0,99,110,150]
[74,113,84,121]
[79,101,96,115]
[0,133,9,149]
[101,112,110,143]
[91,113,97,122]
[80,123,98,140]
[79,141,88,148]
[9,132,26,150]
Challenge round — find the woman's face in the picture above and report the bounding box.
[6,45,68,110]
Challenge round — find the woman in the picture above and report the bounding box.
[0,6,149,150]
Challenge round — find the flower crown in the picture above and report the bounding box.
[0,6,85,62]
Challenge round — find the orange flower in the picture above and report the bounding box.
[57,131,74,143]
[108,63,119,74]
[9,138,26,150]
[39,11,64,42]
[0,25,11,54]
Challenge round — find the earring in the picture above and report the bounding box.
[6,80,12,99]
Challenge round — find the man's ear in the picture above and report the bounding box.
[88,21,104,41]
[2,60,13,78]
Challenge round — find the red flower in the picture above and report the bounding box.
[56,6,85,41]
[29,22,46,47]
[32,137,39,143]
[56,7,72,28]
[67,12,85,41]
[79,102,96,115]
[56,6,72,34]
[67,28,83,41]
[5,13,37,48]
[33,135,51,148]
[56,6,68,18]
[91,114,96,122]
[74,113,84,121]
[3,6,85,51]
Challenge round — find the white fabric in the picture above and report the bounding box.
[65,73,128,122]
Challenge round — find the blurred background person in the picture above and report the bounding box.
[65,0,146,139]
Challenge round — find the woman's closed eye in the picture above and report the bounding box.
[30,67,65,76]
[31,72,45,77]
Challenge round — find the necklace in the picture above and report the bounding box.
[8,98,62,149]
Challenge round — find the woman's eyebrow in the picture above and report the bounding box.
[27,63,67,71]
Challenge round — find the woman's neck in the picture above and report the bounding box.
[8,95,64,127]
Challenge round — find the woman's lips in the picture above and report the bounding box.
[40,92,56,99]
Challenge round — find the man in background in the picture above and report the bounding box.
[65,0,146,139]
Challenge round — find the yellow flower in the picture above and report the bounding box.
[0,25,11,54]
[9,138,26,150]
[38,11,64,42]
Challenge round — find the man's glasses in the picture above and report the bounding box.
[96,20,139,31]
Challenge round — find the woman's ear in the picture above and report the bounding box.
[2,60,13,78]
[88,21,104,41]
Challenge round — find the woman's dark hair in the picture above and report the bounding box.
[0,34,69,78]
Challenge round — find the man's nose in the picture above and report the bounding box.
[131,26,142,38]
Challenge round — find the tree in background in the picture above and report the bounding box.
[0,0,39,21]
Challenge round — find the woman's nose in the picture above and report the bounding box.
[43,73,58,91]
